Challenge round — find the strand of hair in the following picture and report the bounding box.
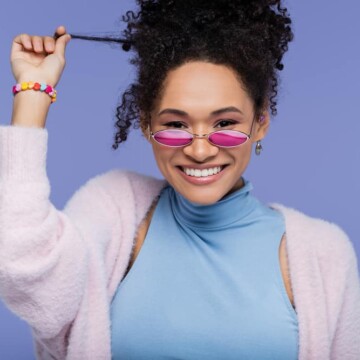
[69,34,128,44]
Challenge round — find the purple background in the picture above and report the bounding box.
[0,0,359,358]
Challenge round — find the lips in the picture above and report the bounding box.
[180,165,224,177]
[177,165,227,185]
[176,165,228,184]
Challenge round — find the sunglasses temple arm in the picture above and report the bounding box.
[248,116,258,139]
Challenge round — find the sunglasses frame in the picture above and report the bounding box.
[150,129,252,148]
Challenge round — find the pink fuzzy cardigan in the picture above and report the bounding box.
[0,125,359,360]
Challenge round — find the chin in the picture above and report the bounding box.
[175,185,231,205]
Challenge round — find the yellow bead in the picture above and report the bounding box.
[21,82,28,90]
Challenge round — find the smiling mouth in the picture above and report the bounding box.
[178,165,227,178]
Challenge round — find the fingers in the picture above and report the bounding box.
[44,37,55,53]
[32,36,46,53]
[54,33,71,59]
[52,25,71,57]
[12,26,70,55]
[12,33,32,53]
[54,25,66,38]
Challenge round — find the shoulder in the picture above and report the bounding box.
[93,169,166,205]
[270,203,357,269]
[65,169,167,224]
[62,170,167,252]
[85,169,165,193]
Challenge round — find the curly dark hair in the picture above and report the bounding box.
[111,0,294,149]
[71,0,293,149]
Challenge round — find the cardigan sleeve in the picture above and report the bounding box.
[330,236,360,359]
[0,125,119,345]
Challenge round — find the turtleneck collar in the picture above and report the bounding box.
[165,178,255,229]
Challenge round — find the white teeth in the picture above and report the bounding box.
[182,166,223,177]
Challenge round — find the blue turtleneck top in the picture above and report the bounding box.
[111,179,299,359]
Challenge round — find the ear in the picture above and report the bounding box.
[141,126,152,144]
[140,111,151,142]
[252,110,270,143]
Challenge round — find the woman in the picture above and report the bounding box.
[0,1,359,359]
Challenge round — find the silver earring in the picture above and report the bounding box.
[255,140,263,156]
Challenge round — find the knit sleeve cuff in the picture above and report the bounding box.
[0,125,48,183]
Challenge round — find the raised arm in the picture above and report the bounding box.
[0,27,116,359]
[10,25,70,128]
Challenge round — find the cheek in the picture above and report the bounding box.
[230,143,252,164]
[151,145,176,171]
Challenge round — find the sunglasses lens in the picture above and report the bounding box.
[209,130,248,147]
[153,130,193,146]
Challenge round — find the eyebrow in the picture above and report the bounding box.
[157,106,244,117]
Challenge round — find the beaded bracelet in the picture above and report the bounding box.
[12,82,57,103]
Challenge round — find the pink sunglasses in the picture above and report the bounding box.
[150,128,251,148]
[149,116,260,148]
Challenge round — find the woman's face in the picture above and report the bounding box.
[147,61,269,205]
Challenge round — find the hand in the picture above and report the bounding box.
[11,25,71,87]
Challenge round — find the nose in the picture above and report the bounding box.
[182,136,219,162]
